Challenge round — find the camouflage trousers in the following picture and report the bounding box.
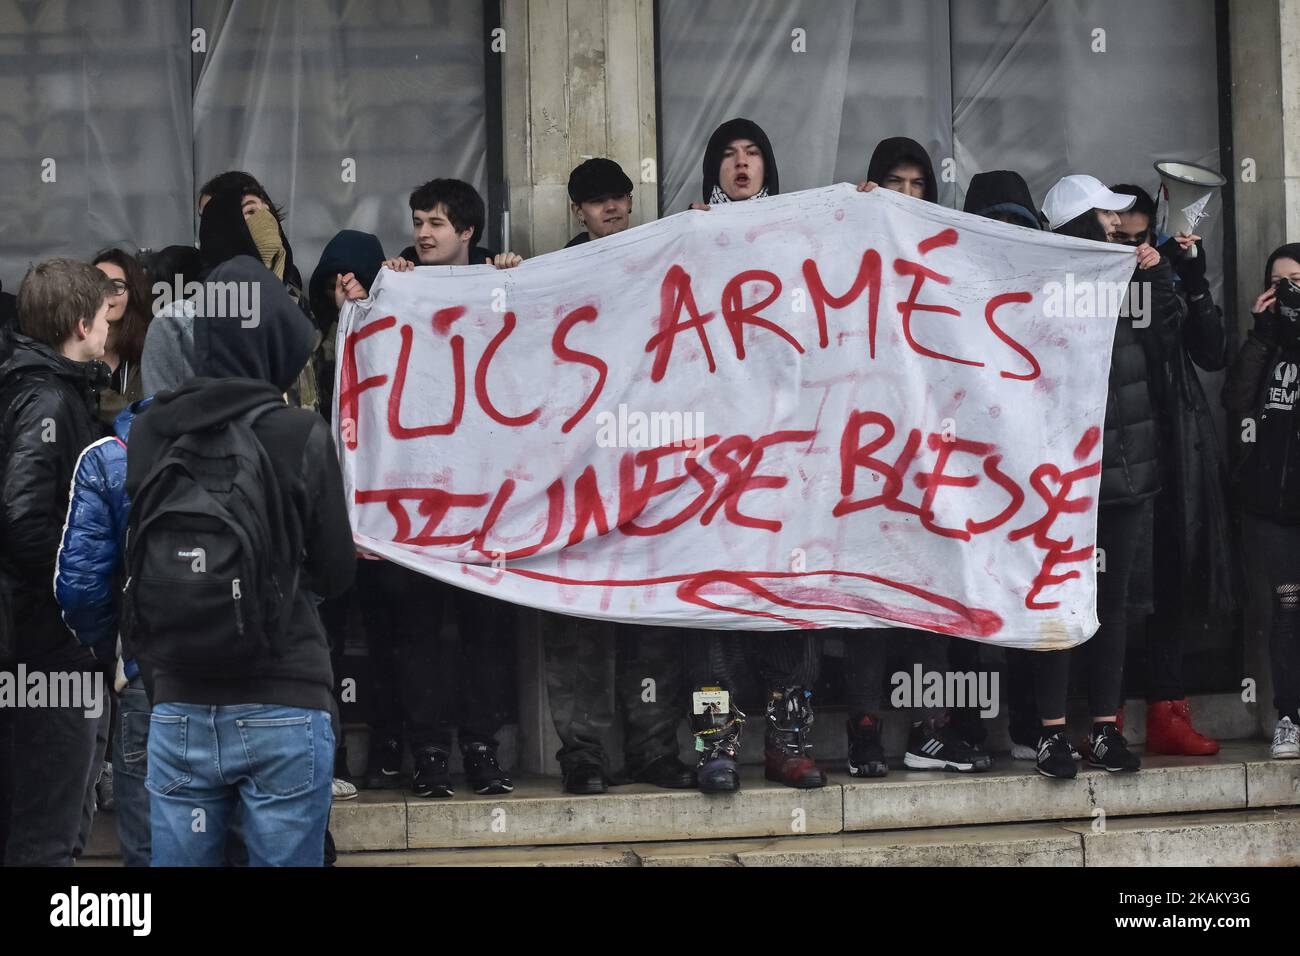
[542,614,688,776]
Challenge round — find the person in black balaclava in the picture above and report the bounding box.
[692,117,780,208]
[199,184,323,414]
[963,170,1045,229]
[683,118,826,795]
[858,136,939,203]
[949,171,1048,767]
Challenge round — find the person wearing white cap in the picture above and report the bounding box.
[1028,174,1185,780]
[1041,174,1138,236]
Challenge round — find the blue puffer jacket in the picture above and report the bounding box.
[53,398,151,686]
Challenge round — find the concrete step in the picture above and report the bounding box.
[81,740,1300,857]
[332,807,1300,867]
[329,740,1295,851]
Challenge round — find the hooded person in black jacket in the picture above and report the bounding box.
[681,118,828,794]
[125,255,356,866]
[1222,243,1300,759]
[695,117,779,206]
[859,136,939,202]
[308,229,385,421]
[1027,174,1185,778]
[0,258,114,866]
[199,184,324,413]
[840,144,997,781]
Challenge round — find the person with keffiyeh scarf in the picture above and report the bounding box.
[681,118,827,794]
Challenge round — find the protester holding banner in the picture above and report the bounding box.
[362,180,519,799]
[383,178,506,270]
[842,137,994,777]
[1222,243,1300,760]
[564,158,635,249]
[678,117,827,792]
[1032,174,1182,778]
[543,159,695,795]
[1111,183,1228,757]
[961,170,1051,763]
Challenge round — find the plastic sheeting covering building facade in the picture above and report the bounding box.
[0,0,488,289]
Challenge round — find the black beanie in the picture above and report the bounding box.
[568,158,635,205]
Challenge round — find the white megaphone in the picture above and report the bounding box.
[1153,160,1226,259]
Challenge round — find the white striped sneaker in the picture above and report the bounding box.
[1271,717,1300,760]
[332,777,359,801]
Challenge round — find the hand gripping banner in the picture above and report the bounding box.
[335,183,1137,648]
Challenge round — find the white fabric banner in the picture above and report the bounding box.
[335,183,1136,649]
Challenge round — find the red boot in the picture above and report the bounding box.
[1145,699,1220,756]
[764,687,827,788]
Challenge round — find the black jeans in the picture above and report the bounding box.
[1243,514,1300,720]
[543,615,687,775]
[1145,490,1185,701]
[356,560,516,754]
[683,631,821,703]
[844,627,948,721]
[1034,499,1152,721]
[3,654,103,866]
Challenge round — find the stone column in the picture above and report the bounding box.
[500,0,659,774]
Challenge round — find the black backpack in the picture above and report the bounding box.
[121,398,301,677]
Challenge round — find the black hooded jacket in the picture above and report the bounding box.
[962,170,1041,228]
[1223,243,1300,523]
[194,256,318,389]
[125,267,355,713]
[867,137,938,204]
[701,118,780,204]
[1098,258,1184,505]
[309,230,386,421]
[0,335,107,665]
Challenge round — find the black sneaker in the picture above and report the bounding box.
[903,719,992,773]
[846,714,888,778]
[1087,723,1141,772]
[949,709,988,748]
[412,748,455,798]
[365,735,405,790]
[563,762,608,795]
[1035,730,1077,779]
[462,741,514,795]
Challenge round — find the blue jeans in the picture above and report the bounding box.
[147,703,334,867]
[112,677,152,867]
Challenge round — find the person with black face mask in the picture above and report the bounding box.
[1029,174,1183,779]
[952,171,1050,766]
[681,118,827,794]
[1223,243,1300,760]
[1110,183,1230,757]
